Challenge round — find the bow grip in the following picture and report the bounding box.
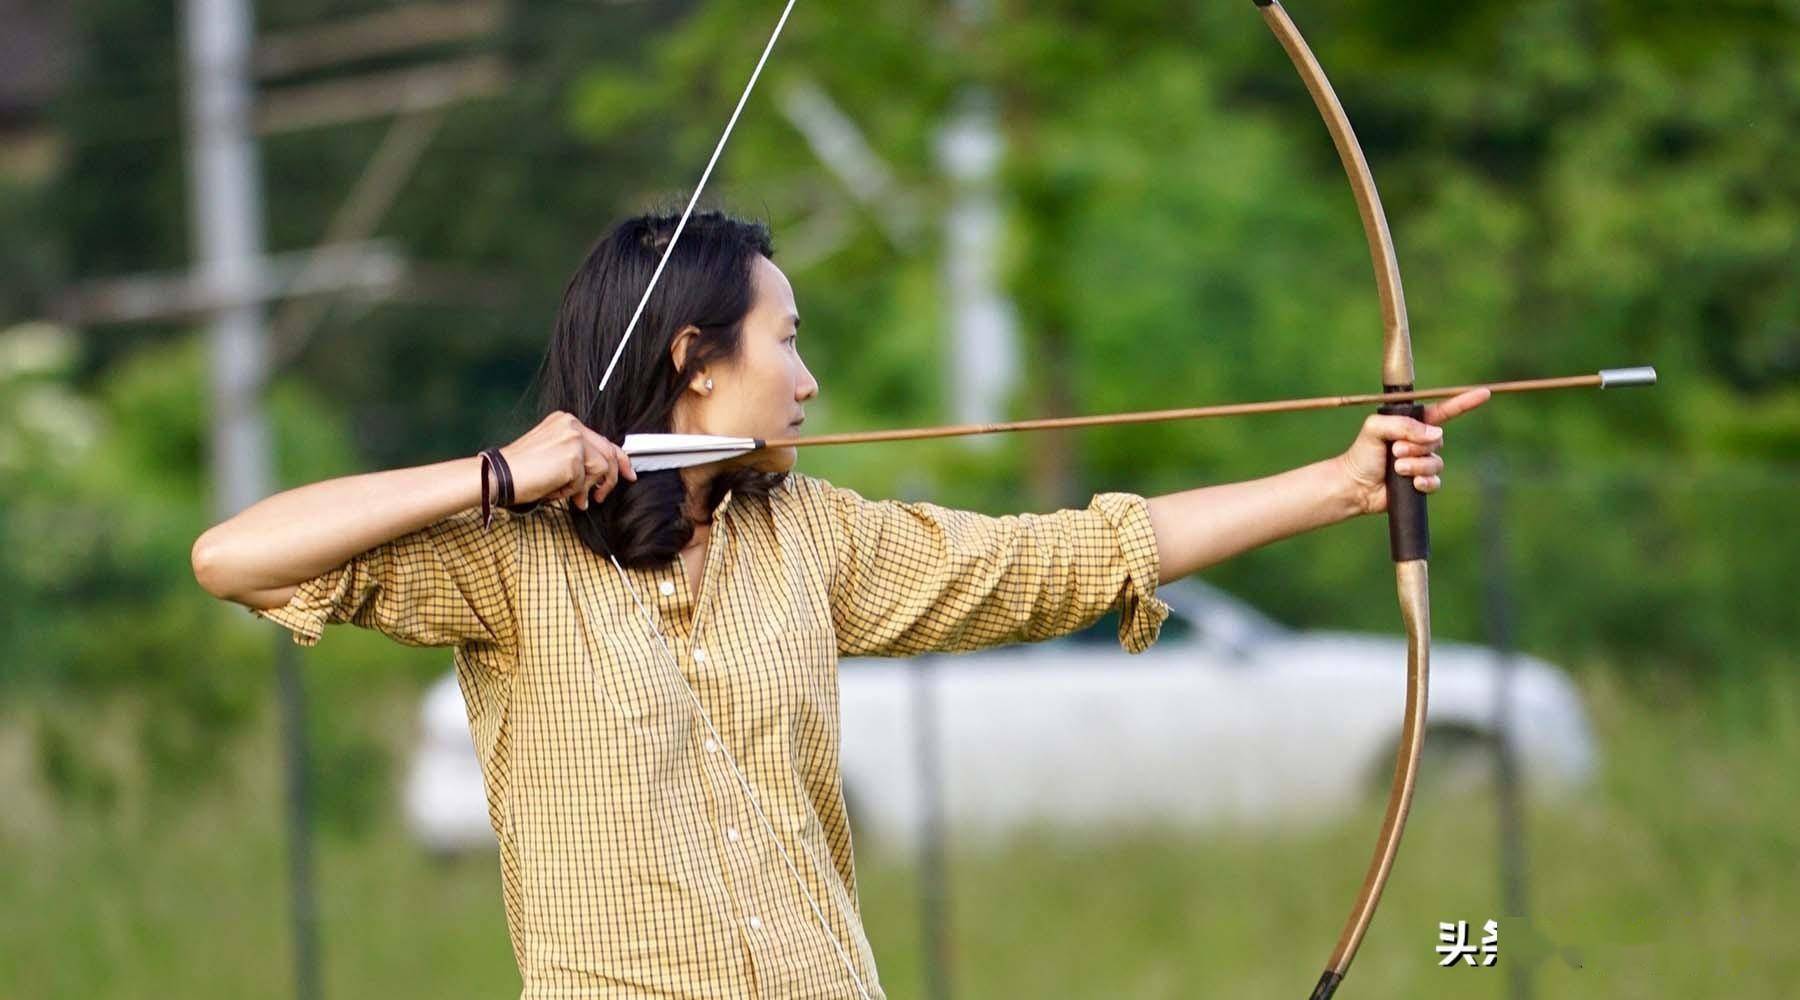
[1380,394,1430,562]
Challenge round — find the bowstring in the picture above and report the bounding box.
[587,0,799,417]
[604,546,875,999]
[549,502,874,998]
[576,5,874,991]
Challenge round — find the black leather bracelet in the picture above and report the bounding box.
[478,450,497,528]
[488,447,514,507]
[480,447,513,525]
[481,445,545,520]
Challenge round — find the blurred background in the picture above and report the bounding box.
[1,0,1796,997]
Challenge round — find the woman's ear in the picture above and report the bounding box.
[669,323,709,393]
[668,324,702,378]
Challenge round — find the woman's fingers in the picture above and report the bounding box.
[613,441,637,482]
[1393,437,1451,458]
[593,438,635,496]
[1422,387,1491,426]
[590,458,620,506]
[574,451,611,510]
[1365,413,1443,450]
[1355,402,1467,499]
[1343,389,1488,508]
[1394,454,1444,477]
[574,426,638,509]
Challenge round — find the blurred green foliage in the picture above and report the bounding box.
[0,0,1794,817]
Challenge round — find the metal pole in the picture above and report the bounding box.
[1479,456,1533,1000]
[273,639,321,1000]
[911,655,953,1000]
[939,0,1018,432]
[181,2,320,997]
[183,0,271,516]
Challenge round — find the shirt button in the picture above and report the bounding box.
[747,916,763,931]
[726,826,741,842]
[704,738,719,754]
[692,647,707,663]
[659,580,675,596]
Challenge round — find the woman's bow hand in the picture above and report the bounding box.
[1337,388,1490,516]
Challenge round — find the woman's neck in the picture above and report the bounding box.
[681,521,711,553]
[678,467,716,525]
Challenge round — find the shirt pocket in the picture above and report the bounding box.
[759,623,840,715]
[735,624,843,795]
[579,623,694,747]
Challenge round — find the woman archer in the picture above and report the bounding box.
[191,211,1488,1000]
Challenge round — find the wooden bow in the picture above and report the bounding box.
[1254,2,1426,995]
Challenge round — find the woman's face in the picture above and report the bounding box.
[673,254,818,472]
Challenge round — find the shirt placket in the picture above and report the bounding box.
[659,511,796,993]
[699,712,788,994]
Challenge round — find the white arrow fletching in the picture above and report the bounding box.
[622,433,761,471]
[630,450,751,472]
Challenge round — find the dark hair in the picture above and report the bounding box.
[533,210,786,567]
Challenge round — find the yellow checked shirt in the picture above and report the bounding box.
[254,473,1169,999]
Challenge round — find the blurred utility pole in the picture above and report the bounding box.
[939,0,1018,433]
[776,0,1018,468]
[55,241,405,326]
[170,8,513,999]
[75,2,509,339]
[181,4,321,1000]
[911,654,954,1000]
[1480,457,1535,1000]
[253,1,507,361]
[185,0,271,518]
[254,0,503,79]
[950,0,1076,507]
[253,1,508,134]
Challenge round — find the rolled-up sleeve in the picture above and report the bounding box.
[251,506,519,654]
[817,480,1170,658]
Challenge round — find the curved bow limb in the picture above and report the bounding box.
[1251,3,1429,997]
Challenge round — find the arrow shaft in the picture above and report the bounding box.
[760,369,1651,449]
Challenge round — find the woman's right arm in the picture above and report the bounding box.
[190,411,635,610]
[192,455,487,610]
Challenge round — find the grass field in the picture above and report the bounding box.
[2,665,1794,999]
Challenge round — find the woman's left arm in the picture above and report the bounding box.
[1148,387,1491,584]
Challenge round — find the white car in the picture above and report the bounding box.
[405,672,501,855]
[837,580,1595,847]
[403,580,1596,853]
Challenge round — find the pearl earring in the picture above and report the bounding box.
[703,378,713,391]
